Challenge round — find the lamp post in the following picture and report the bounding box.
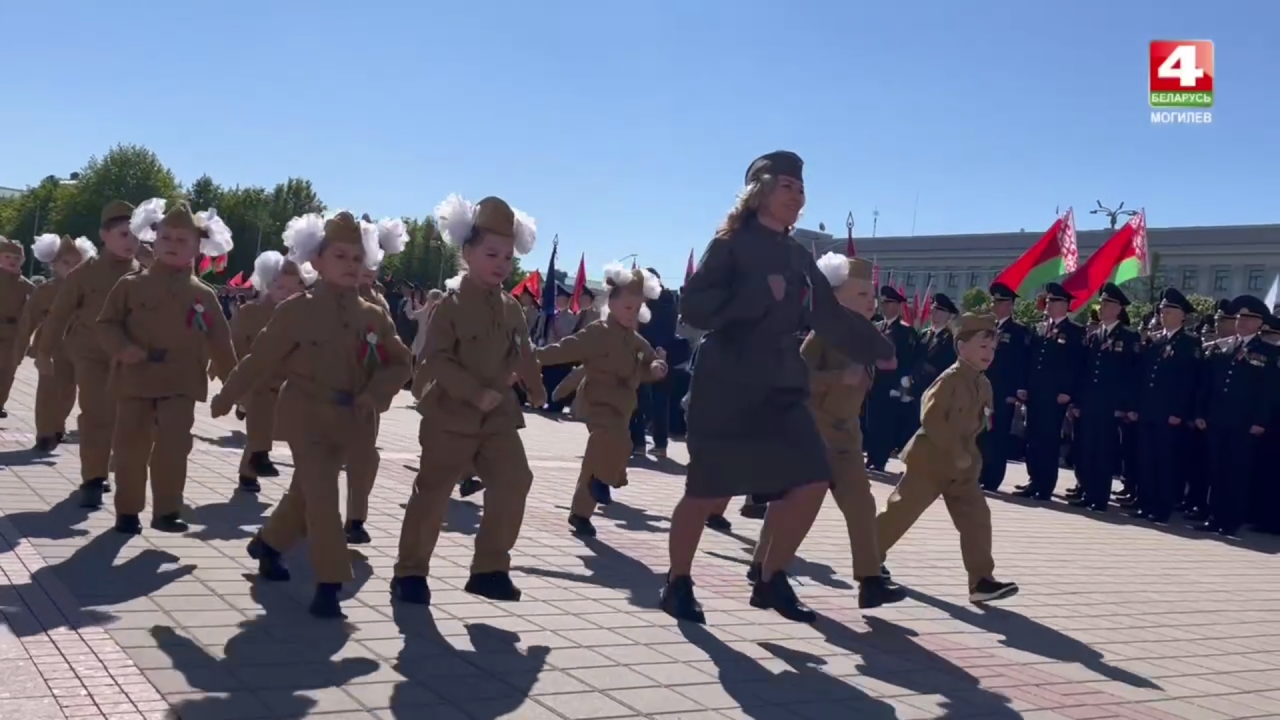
[27,173,80,275]
[1089,200,1138,230]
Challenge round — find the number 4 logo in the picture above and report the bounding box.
[1149,40,1214,108]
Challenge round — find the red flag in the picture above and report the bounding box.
[228,271,245,288]
[685,248,696,284]
[871,259,880,289]
[845,212,856,257]
[1060,210,1149,312]
[992,210,1078,297]
[511,269,542,302]
[197,256,213,277]
[569,253,587,313]
[213,255,228,273]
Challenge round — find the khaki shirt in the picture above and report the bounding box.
[0,271,35,347]
[12,278,61,364]
[96,262,238,400]
[416,276,545,435]
[900,360,992,479]
[536,319,659,424]
[800,331,871,452]
[218,282,413,442]
[229,300,284,390]
[39,253,138,363]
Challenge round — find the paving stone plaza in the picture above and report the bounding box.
[3,362,1280,720]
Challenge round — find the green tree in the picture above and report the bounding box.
[961,287,991,312]
[1012,298,1042,325]
[48,144,180,241]
[0,176,78,275]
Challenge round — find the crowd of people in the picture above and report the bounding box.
[0,150,1276,627]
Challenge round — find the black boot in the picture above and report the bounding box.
[250,452,279,478]
[465,571,522,601]
[858,575,907,609]
[739,502,767,520]
[880,563,892,578]
[80,478,107,508]
[0,407,7,418]
[113,514,143,535]
[745,562,761,584]
[150,513,188,533]
[309,583,344,619]
[238,475,261,493]
[749,570,816,623]
[660,574,705,623]
[458,477,484,498]
[345,520,371,545]
[704,514,732,532]
[970,578,1019,603]
[246,535,290,581]
[34,436,57,453]
[55,431,65,444]
[568,514,596,538]
[390,576,430,605]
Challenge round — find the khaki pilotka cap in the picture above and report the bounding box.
[101,200,134,225]
[160,201,199,232]
[54,235,81,262]
[324,211,364,247]
[473,197,517,238]
[0,236,24,257]
[848,257,873,281]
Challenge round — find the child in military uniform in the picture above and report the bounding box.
[15,235,96,450]
[344,214,407,545]
[212,211,412,618]
[535,263,667,538]
[96,199,239,534]
[0,236,35,419]
[874,312,1019,603]
[391,193,545,607]
[230,251,316,492]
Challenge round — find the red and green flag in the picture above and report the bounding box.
[992,208,1079,296]
[1061,210,1149,311]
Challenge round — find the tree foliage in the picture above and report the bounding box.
[0,144,484,289]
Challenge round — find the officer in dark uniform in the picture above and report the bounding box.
[1068,284,1141,512]
[1016,282,1085,501]
[864,286,919,472]
[1253,313,1280,533]
[1115,307,1142,506]
[1192,294,1276,536]
[1131,288,1202,523]
[979,282,1029,491]
[912,294,959,387]
[1182,300,1234,519]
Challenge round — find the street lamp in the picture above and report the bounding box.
[1089,200,1139,230]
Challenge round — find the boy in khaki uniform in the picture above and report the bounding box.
[229,251,315,492]
[874,312,1019,603]
[14,235,97,450]
[212,211,412,618]
[0,237,35,418]
[38,200,141,506]
[535,263,667,537]
[97,199,239,534]
[392,193,545,607]
[749,254,906,608]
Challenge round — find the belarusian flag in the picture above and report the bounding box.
[992,209,1079,296]
[1061,210,1149,311]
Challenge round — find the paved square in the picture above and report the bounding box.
[3,361,1280,719]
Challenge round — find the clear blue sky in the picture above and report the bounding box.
[2,0,1274,283]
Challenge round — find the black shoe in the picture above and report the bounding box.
[1192,520,1220,533]
[1146,513,1171,524]
[34,436,57,453]
[568,514,596,537]
[390,576,430,605]
[0,407,7,418]
[250,452,280,478]
[970,578,1019,603]
[704,514,732,532]
[102,478,112,494]
[79,479,106,509]
[660,574,705,623]
[345,520,371,545]
[1013,482,1030,492]
[1128,509,1149,520]
[309,583,345,619]
[246,535,291,581]
[749,571,816,623]
[238,475,261,493]
[235,407,247,421]
[746,562,761,584]
[458,477,484,498]
[1216,525,1241,538]
[1184,507,1208,522]
[858,575,907,609]
[1013,488,1050,500]
[114,514,143,535]
[150,513,188,533]
[588,478,613,506]
[1067,497,1090,508]
[651,446,667,459]
[465,571,522,601]
[739,502,767,520]
[880,563,892,578]
[631,444,646,456]
[1065,486,1082,498]
[1118,498,1138,508]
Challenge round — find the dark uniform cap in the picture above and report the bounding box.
[555,283,572,297]
[1044,282,1073,302]
[1098,282,1130,307]
[745,151,804,185]
[101,200,135,225]
[879,285,906,303]
[931,292,959,315]
[1158,287,1194,314]
[989,282,1019,300]
[1261,313,1280,334]
[1215,298,1235,318]
[580,285,597,298]
[1229,294,1268,319]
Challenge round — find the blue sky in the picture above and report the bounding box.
[2,0,1274,283]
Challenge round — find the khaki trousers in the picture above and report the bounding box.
[395,422,533,578]
[569,416,632,518]
[345,414,381,522]
[237,388,278,477]
[826,446,883,580]
[72,355,116,481]
[875,468,995,586]
[35,350,77,437]
[112,397,196,518]
[0,339,17,408]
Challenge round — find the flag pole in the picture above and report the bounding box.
[910,191,920,237]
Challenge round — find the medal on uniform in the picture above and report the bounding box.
[186,301,211,333]
[360,326,388,369]
[982,406,992,432]
[800,274,813,312]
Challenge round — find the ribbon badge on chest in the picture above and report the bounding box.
[360,326,387,369]
[982,405,992,432]
[800,273,813,312]
[186,300,211,333]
